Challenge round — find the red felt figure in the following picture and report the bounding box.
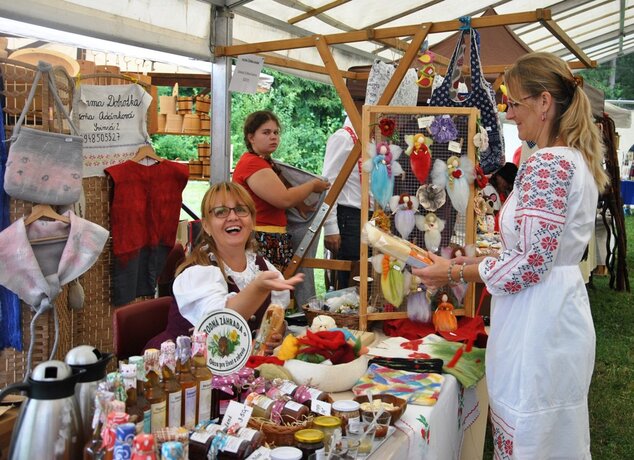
[433,293,458,333]
[405,133,432,184]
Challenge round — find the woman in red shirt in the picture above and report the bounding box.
[233,111,330,269]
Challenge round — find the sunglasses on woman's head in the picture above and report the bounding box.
[210,205,251,218]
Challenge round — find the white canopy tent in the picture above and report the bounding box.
[1,0,632,182]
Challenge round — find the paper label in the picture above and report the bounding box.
[221,400,253,431]
[229,54,265,94]
[246,446,271,460]
[191,430,215,443]
[222,436,243,453]
[417,116,435,129]
[279,380,298,395]
[448,140,462,153]
[311,399,332,416]
[184,386,197,427]
[168,391,182,427]
[150,400,166,431]
[198,379,213,422]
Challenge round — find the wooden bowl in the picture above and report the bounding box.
[352,394,408,425]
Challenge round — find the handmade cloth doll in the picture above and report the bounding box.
[433,293,458,333]
[363,141,404,209]
[415,212,445,253]
[404,133,432,183]
[388,193,419,240]
[371,254,408,307]
[431,155,475,214]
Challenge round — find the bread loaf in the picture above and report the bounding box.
[252,304,285,356]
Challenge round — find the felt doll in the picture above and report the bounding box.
[370,254,407,307]
[363,140,404,209]
[406,274,432,323]
[433,293,458,333]
[431,155,475,214]
[404,133,433,183]
[388,193,419,240]
[310,315,337,332]
[415,212,445,253]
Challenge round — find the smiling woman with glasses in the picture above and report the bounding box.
[146,182,304,355]
[414,52,609,459]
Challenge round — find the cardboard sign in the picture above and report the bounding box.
[229,54,264,93]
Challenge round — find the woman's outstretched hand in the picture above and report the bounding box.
[312,178,330,193]
[255,271,304,293]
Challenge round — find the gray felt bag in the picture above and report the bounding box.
[4,61,83,205]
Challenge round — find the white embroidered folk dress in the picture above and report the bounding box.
[478,147,597,459]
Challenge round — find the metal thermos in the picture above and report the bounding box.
[0,360,84,460]
[64,345,112,442]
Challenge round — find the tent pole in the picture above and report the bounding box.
[211,6,233,184]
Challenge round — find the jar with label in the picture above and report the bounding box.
[244,393,274,420]
[312,415,342,447]
[293,385,329,407]
[215,433,253,460]
[235,426,265,450]
[270,446,303,460]
[274,379,299,398]
[280,399,310,424]
[294,429,325,460]
[331,400,360,435]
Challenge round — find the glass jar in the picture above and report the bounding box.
[235,427,265,451]
[294,429,325,460]
[331,400,360,435]
[280,400,310,424]
[270,446,303,460]
[312,415,342,447]
[244,393,274,419]
[216,434,253,460]
[293,385,328,407]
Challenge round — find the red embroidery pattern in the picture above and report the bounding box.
[482,151,576,295]
[490,409,514,460]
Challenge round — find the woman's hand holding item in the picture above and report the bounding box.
[412,252,453,290]
[312,178,331,193]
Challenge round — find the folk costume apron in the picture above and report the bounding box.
[479,147,597,459]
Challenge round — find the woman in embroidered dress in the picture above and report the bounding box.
[172,182,303,352]
[233,110,330,269]
[414,52,608,459]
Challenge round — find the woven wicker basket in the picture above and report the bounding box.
[302,304,359,329]
[247,417,313,447]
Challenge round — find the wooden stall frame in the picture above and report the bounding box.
[214,9,594,297]
[358,105,480,330]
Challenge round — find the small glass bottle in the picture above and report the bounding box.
[143,348,167,432]
[129,355,152,434]
[175,335,198,429]
[160,340,183,428]
[114,422,136,460]
[131,433,156,460]
[83,390,112,460]
[120,363,145,434]
[294,429,325,460]
[191,332,213,425]
[244,393,274,420]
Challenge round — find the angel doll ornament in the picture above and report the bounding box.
[370,254,409,307]
[388,193,419,240]
[364,140,404,209]
[404,133,432,183]
[431,155,475,214]
[416,212,445,253]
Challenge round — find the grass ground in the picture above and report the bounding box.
[483,215,634,458]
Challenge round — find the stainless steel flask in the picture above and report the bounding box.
[64,345,112,443]
[0,360,84,460]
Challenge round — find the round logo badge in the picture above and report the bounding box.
[194,309,252,375]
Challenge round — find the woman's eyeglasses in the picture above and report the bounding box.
[210,205,251,218]
[507,95,535,111]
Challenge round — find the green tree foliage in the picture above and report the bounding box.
[579,53,634,100]
[152,68,345,173]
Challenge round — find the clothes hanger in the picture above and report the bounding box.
[24,204,70,226]
[130,144,163,164]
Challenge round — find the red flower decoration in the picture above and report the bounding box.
[451,169,463,179]
[378,118,397,138]
[474,165,488,189]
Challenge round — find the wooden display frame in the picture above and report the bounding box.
[358,105,480,331]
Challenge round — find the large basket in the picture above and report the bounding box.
[302,304,359,330]
[247,417,313,447]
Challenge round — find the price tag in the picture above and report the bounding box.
[311,399,332,416]
[448,140,462,153]
[221,401,253,431]
[246,446,271,460]
[417,116,434,129]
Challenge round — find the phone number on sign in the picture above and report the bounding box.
[83,132,121,143]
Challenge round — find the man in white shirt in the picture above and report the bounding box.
[322,116,369,289]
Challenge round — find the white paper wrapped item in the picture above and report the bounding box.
[362,221,432,268]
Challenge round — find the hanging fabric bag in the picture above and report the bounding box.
[4,61,83,205]
[429,21,504,174]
